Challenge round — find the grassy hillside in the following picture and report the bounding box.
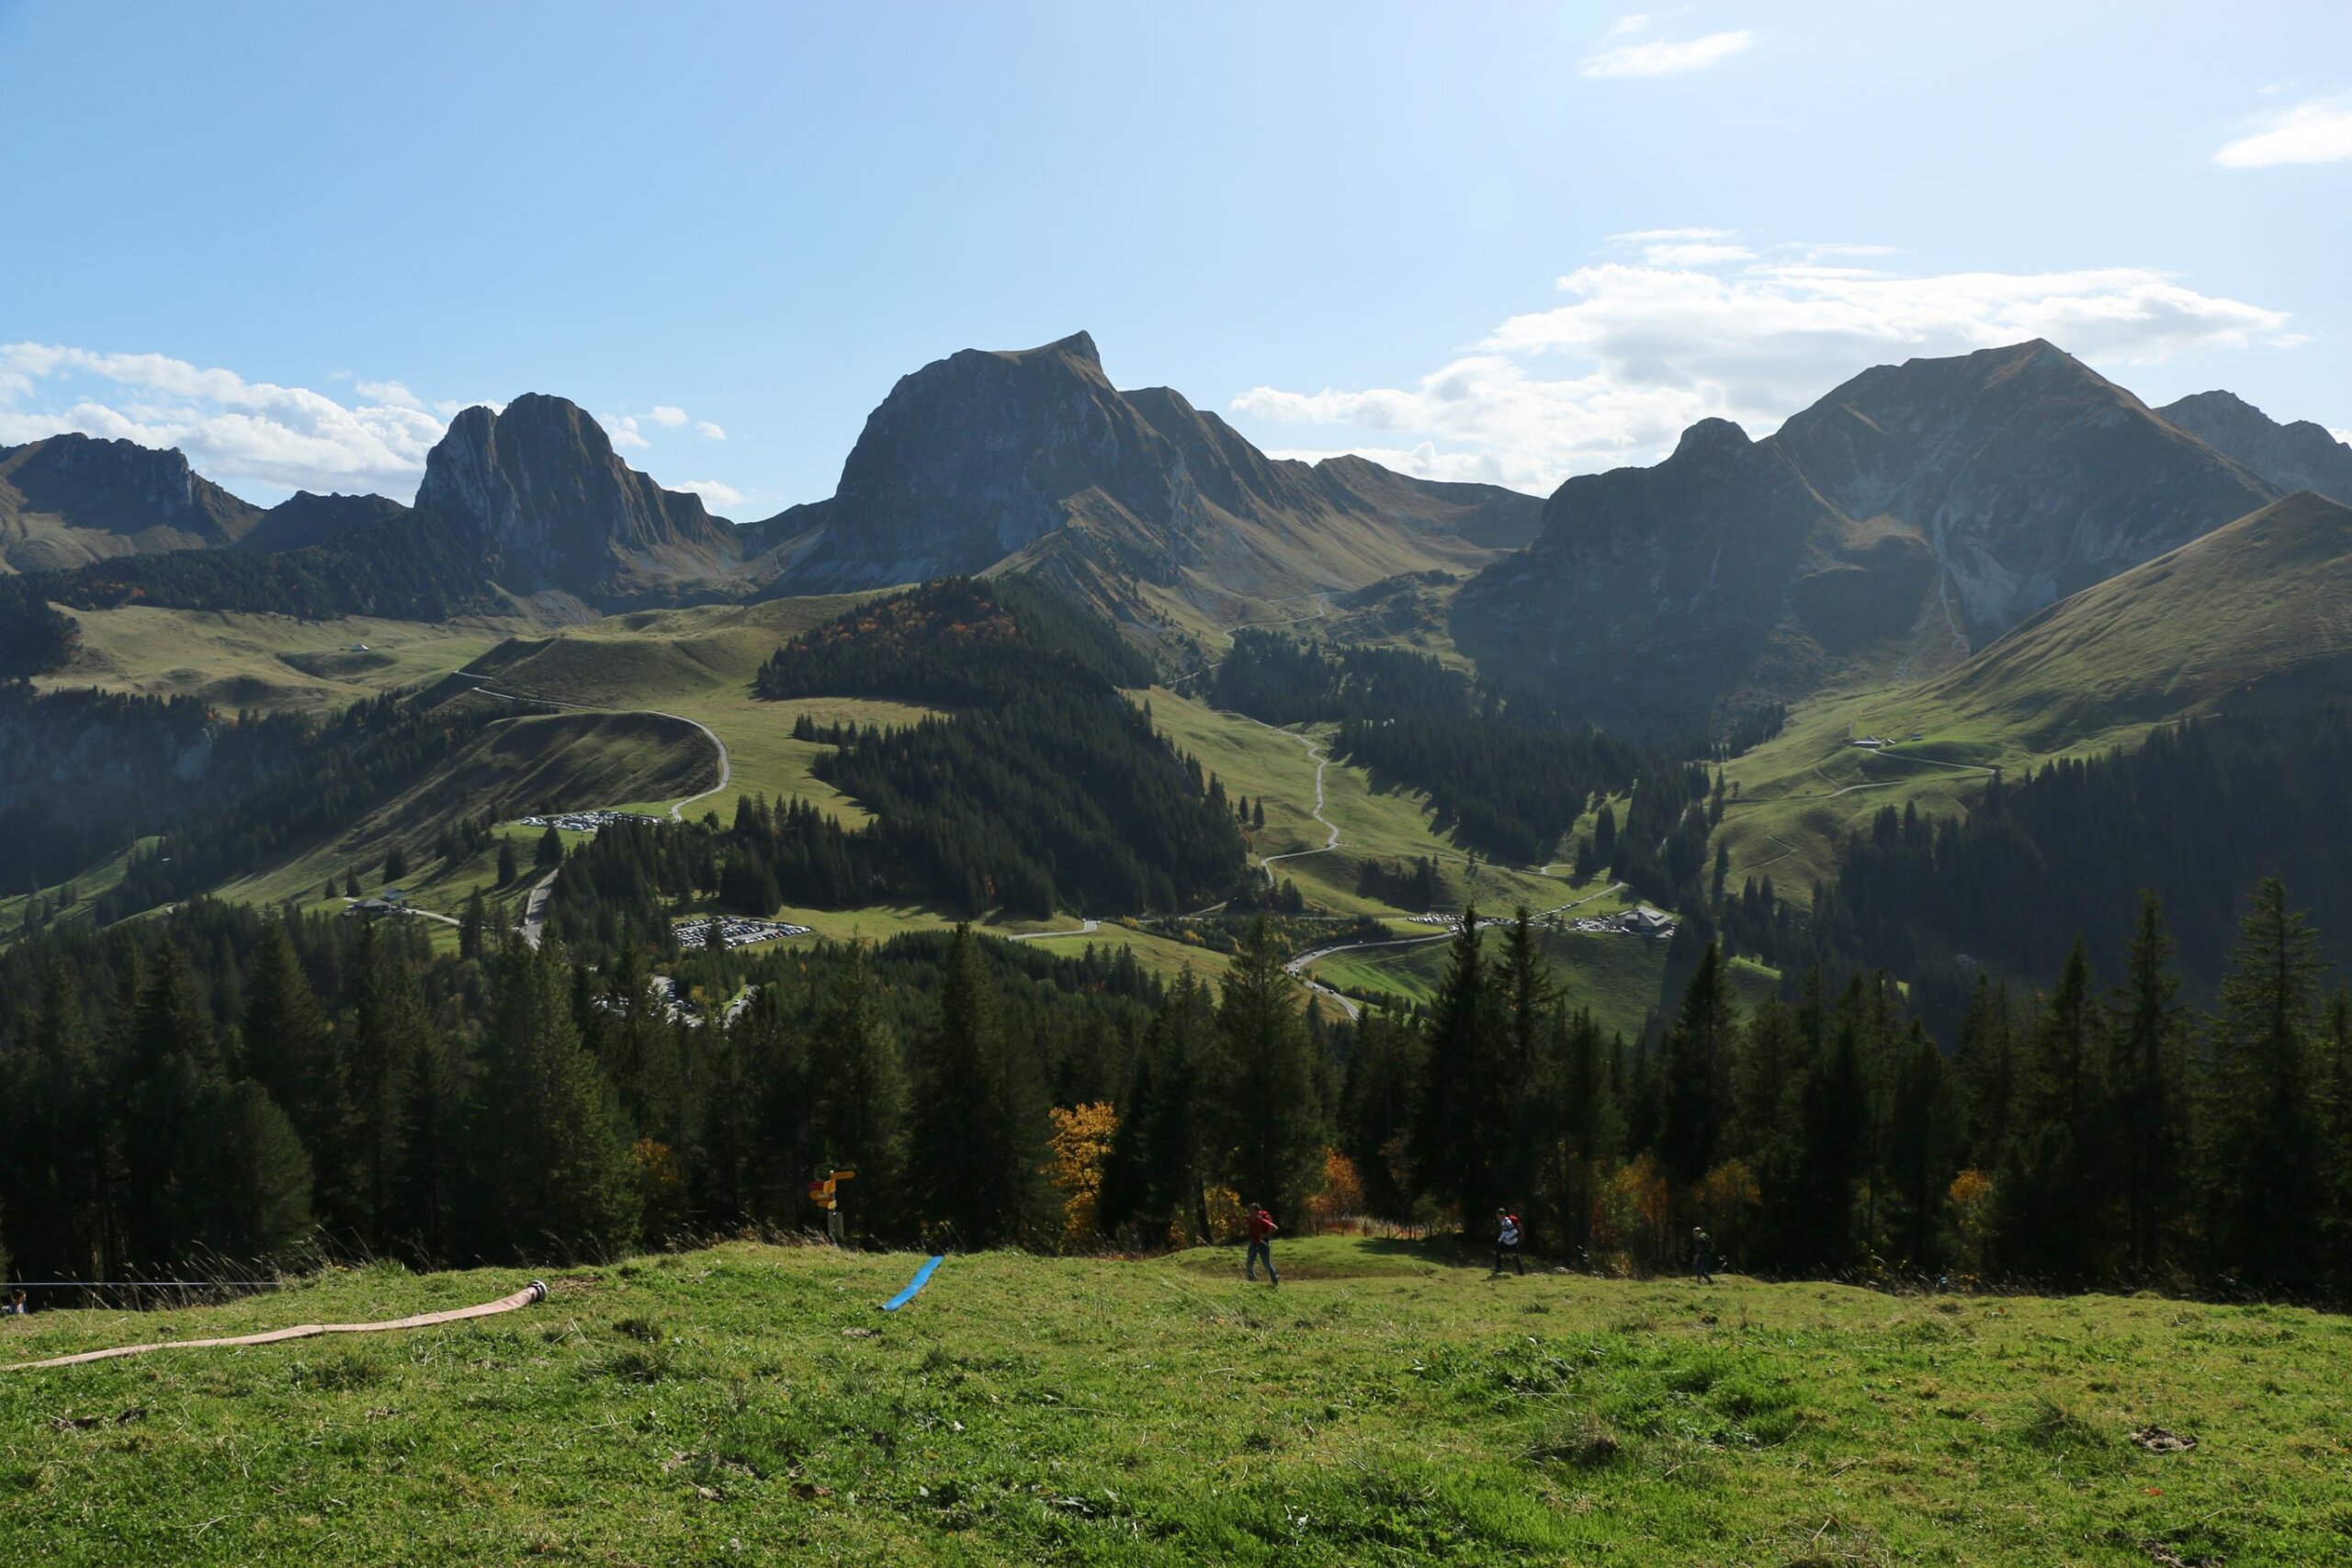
[458,594,911,826]
[1716,491,2352,906]
[3,1236,2342,1565]
[31,604,524,713]
[220,710,719,915]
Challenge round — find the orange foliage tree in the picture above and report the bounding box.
[1306,1149,1365,1233]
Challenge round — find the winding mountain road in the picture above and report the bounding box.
[458,674,732,945]
[1242,716,1341,886]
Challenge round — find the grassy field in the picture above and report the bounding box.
[3,1235,2344,1565]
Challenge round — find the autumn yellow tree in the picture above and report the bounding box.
[1046,1102,1118,1249]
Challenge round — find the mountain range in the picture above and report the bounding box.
[5,333,2349,735]
[1453,339,2347,737]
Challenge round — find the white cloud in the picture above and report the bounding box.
[1639,242,1755,267]
[673,479,743,510]
[1602,12,1650,39]
[647,404,689,427]
[1229,246,2291,494]
[2215,96,2352,167]
[695,420,727,441]
[0,343,452,499]
[2333,427,2352,446]
[605,413,650,450]
[1580,28,1753,79]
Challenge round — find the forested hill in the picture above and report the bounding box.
[683,579,1244,919]
[1811,707,2352,1003]
[25,504,497,626]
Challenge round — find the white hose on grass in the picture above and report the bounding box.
[3,1280,548,1372]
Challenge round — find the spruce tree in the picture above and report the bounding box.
[1496,908,1555,1219]
[2105,893,2186,1277]
[1139,973,1219,1240]
[242,918,345,1207]
[910,924,1052,1246]
[459,887,488,959]
[1412,907,1505,1226]
[469,938,641,1261]
[2202,876,2326,1290]
[1211,918,1326,1223]
[496,840,519,886]
[536,826,564,871]
[1996,938,2100,1280]
[810,942,909,1234]
[1661,942,1737,1186]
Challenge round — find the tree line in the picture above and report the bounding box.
[6,873,2345,1305]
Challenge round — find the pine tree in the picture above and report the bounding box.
[2202,876,2327,1290]
[910,924,1053,1246]
[2106,893,2185,1277]
[536,826,564,871]
[1211,919,1326,1222]
[497,840,519,886]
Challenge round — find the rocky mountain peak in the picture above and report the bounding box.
[415,394,740,600]
[2160,389,2352,506]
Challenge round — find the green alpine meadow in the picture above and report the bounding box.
[9,1237,2349,1567]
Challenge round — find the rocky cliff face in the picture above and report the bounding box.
[0,433,262,571]
[1454,340,2282,738]
[761,333,1542,604]
[415,393,742,599]
[2158,389,2352,507]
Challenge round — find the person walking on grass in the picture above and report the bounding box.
[1692,1225,1716,1285]
[1244,1203,1280,1285]
[1493,1207,1526,1275]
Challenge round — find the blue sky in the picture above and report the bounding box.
[2,1,2346,514]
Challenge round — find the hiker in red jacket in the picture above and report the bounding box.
[1494,1207,1526,1275]
[1244,1203,1280,1285]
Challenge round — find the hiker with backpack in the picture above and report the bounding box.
[1494,1207,1526,1275]
[1244,1203,1280,1285]
[1692,1225,1717,1285]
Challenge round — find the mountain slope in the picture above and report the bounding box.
[760,333,1541,612]
[1907,489,2352,746]
[1454,340,2281,737]
[2159,389,2352,505]
[0,432,263,571]
[416,393,745,601]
